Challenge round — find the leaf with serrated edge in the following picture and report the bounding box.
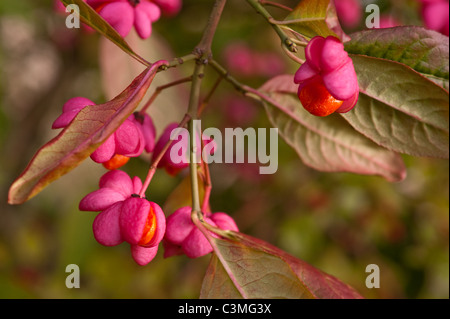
[200,233,363,299]
[61,0,149,66]
[259,75,407,182]
[8,61,167,205]
[345,26,449,86]
[345,55,449,158]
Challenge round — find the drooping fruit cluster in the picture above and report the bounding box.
[78,171,238,265]
[79,170,165,265]
[52,97,236,266]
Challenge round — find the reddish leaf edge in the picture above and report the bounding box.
[8,60,168,205]
[210,230,364,299]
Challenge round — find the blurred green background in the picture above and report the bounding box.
[0,0,448,299]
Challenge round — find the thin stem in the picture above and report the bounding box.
[245,0,297,53]
[200,143,212,214]
[208,59,247,94]
[242,85,277,103]
[192,207,238,241]
[275,22,311,45]
[282,44,305,65]
[196,0,228,53]
[139,76,193,115]
[259,0,293,12]
[139,114,191,197]
[188,0,227,219]
[289,36,309,47]
[198,75,223,117]
[187,60,206,216]
[157,53,199,72]
[189,119,202,213]
[187,64,206,119]
[209,59,287,108]
[208,60,301,185]
[272,17,326,25]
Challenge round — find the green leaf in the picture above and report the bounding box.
[345,26,449,88]
[282,0,347,41]
[259,75,407,182]
[60,0,150,66]
[345,55,449,159]
[8,61,166,205]
[200,233,363,299]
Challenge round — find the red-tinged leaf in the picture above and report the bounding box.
[60,0,150,66]
[259,75,407,182]
[99,32,188,134]
[200,232,363,299]
[345,55,449,158]
[282,0,349,42]
[345,26,449,83]
[8,61,167,205]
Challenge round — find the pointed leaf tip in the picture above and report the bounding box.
[8,61,167,205]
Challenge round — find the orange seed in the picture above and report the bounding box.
[298,78,344,117]
[102,154,130,170]
[138,207,157,247]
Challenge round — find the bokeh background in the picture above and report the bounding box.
[0,0,448,298]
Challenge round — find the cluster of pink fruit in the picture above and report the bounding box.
[51,0,448,266]
[52,34,356,266]
[52,99,238,266]
[56,0,183,38]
